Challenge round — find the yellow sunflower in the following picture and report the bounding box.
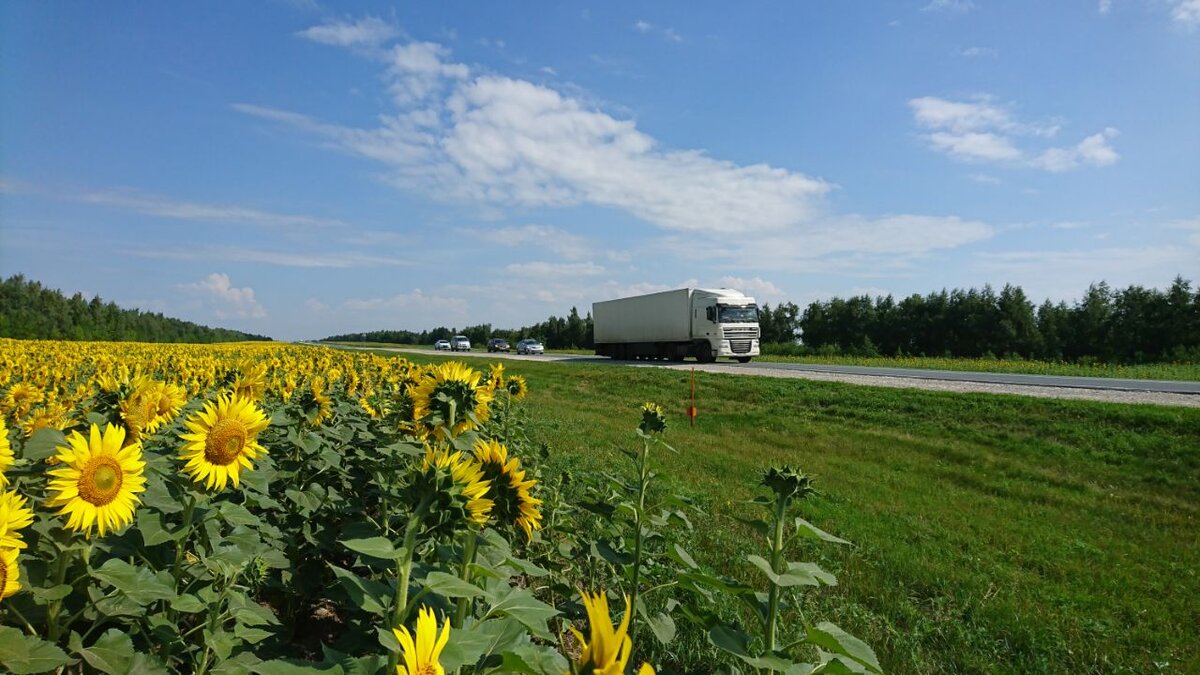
[178,394,269,491]
[393,605,450,675]
[2,383,41,420]
[472,439,542,541]
[411,362,494,439]
[0,547,19,601]
[45,424,147,538]
[638,402,667,435]
[120,377,167,441]
[297,376,332,428]
[569,592,655,675]
[0,418,12,487]
[487,362,505,390]
[422,447,494,528]
[505,374,528,401]
[231,362,268,400]
[0,491,34,549]
[20,400,71,438]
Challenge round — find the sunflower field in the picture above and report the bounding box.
[0,338,878,674]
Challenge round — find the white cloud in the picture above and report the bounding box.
[304,298,329,312]
[633,20,653,33]
[922,0,975,12]
[714,276,786,302]
[968,173,1002,184]
[463,224,595,260]
[960,46,998,58]
[504,261,606,277]
[927,131,1022,161]
[1172,0,1200,26]
[239,33,830,235]
[384,41,469,103]
[1098,0,1113,15]
[132,246,411,268]
[975,246,1199,300]
[1030,128,1120,172]
[297,17,398,47]
[910,95,1118,172]
[343,289,469,316]
[1,180,347,229]
[180,273,266,319]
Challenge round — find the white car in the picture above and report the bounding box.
[433,339,451,351]
[516,339,545,355]
[451,335,471,352]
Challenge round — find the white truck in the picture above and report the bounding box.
[593,288,760,363]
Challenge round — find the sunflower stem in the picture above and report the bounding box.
[388,496,432,673]
[454,529,479,629]
[765,491,789,653]
[45,542,75,641]
[628,434,652,640]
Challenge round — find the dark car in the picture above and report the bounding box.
[487,338,511,352]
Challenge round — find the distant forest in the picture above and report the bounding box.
[327,277,1200,364]
[0,275,272,343]
[797,277,1199,363]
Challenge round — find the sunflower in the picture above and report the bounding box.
[487,362,505,390]
[178,394,269,491]
[20,400,71,438]
[0,547,19,601]
[472,439,542,541]
[120,377,168,441]
[231,362,268,400]
[298,376,332,428]
[420,447,494,529]
[0,418,12,487]
[2,383,41,420]
[638,402,667,435]
[393,605,450,675]
[153,382,188,423]
[569,592,655,675]
[505,374,528,401]
[0,491,34,549]
[45,424,146,538]
[411,362,494,439]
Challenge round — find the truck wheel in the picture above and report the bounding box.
[695,345,715,363]
[736,357,752,364]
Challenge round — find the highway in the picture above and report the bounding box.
[339,346,1200,407]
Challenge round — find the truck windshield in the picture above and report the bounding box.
[718,305,758,323]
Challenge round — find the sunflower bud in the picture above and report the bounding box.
[761,466,816,503]
[638,402,667,435]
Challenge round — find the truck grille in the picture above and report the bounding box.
[730,340,752,354]
[723,326,759,339]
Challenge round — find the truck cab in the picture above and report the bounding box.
[692,289,761,362]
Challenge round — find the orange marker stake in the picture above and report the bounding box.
[691,365,700,422]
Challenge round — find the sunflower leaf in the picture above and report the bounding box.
[76,629,136,674]
[340,536,401,560]
[92,559,177,605]
[0,626,71,674]
[423,571,485,598]
[483,587,559,640]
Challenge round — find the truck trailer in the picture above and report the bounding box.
[593,288,760,363]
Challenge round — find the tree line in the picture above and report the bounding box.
[0,275,272,343]
[794,277,1199,363]
[324,307,597,349]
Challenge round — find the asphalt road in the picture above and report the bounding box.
[362,347,1200,396]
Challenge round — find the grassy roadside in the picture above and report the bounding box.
[755,353,1200,382]
[393,349,1198,673]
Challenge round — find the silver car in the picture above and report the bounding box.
[451,335,471,352]
[433,339,451,351]
[516,339,544,355]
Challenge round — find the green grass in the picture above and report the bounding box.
[391,350,1200,673]
[755,353,1200,382]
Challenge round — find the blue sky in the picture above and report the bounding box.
[2,1,1198,340]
